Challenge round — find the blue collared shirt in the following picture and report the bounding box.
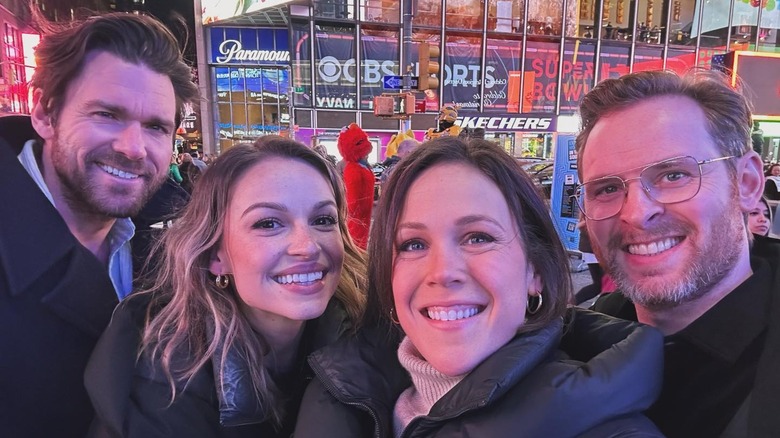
[18,140,135,300]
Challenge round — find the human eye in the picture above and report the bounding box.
[588,179,623,200]
[662,170,689,183]
[464,232,496,245]
[252,218,282,230]
[313,215,337,227]
[397,239,426,252]
[94,111,116,119]
[647,161,696,187]
[147,124,171,135]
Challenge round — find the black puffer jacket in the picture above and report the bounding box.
[294,308,664,438]
[85,293,353,438]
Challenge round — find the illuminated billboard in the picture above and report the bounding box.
[202,0,295,25]
[724,51,780,119]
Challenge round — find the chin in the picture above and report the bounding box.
[427,354,483,377]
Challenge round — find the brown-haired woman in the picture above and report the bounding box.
[295,137,664,437]
[85,139,366,437]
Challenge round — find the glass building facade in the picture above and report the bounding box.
[204,0,779,156]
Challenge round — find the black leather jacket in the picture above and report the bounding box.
[295,308,664,438]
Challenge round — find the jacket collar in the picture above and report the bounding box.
[0,115,116,337]
[310,310,663,437]
[215,299,351,427]
[427,320,563,418]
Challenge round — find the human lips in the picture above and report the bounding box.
[754,225,769,235]
[273,270,325,286]
[98,163,141,180]
[424,304,484,321]
[625,237,682,256]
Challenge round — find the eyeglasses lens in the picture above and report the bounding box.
[578,156,702,220]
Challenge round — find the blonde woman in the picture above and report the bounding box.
[86,139,366,437]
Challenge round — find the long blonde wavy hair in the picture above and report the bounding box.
[138,139,366,426]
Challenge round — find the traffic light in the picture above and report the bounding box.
[418,41,440,91]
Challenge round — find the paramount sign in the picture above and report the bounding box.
[455,116,554,131]
[216,40,290,64]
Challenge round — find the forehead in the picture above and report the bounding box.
[67,50,176,122]
[581,95,720,181]
[401,162,512,220]
[231,157,333,205]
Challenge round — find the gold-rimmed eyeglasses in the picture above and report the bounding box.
[573,155,737,221]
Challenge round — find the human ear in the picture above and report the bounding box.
[736,151,764,213]
[30,89,55,140]
[208,243,232,276]
[527,265,543,297]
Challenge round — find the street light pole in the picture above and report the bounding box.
[401,0,413,132]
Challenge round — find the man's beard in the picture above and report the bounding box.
[51,131,166,219]
[591,196,745,311]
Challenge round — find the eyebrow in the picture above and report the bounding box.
[396,214,505,231]
[84,99,174,131]
[240,199,337,219]
[584,155,688,182]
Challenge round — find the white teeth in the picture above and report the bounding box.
[274,271,324,285]
[426,306,480,321]
[100,164,139,180]
[628,237,680,256]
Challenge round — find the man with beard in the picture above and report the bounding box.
[576,70,780,437]
[0,12,198,438]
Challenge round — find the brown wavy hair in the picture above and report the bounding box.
[363,137,571,335]
[139,140,366,426]
[576,69,752,181]
[30,11,199,125]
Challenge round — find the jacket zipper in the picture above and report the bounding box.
[310,360,384,438]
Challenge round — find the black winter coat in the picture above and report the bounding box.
[0,115,119,438]
[295,308,664,438]
[85,294,353,438]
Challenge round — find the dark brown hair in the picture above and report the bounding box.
[30,11,199,124]
[364,137,571,334]
[576,70,752,180]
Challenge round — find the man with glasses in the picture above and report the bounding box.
[576,70,779,438]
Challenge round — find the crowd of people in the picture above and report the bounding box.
[1,9,779,438]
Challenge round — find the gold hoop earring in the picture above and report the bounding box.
[389,307,400,325]
[215,275,230,289]
[527,292,543,315]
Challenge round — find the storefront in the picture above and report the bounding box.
[197,0,779,155]
[208,26,292,151]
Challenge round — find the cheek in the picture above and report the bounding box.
[150,142,173,165]
[391,265,414,308]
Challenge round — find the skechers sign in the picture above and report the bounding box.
[456,115,555,132]
[210,27,289,66]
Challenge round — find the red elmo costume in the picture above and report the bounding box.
[337,123,374,249]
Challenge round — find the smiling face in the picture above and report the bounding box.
[34,50,176,218]
[582,96,748,309]
[210,157,345,338]
[748,199,771,236]
[392,162,541,376]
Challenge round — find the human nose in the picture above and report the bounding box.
[288,225,319,258]
[113,122,147,161]
[424,243,463,287]
[618,179,664,226]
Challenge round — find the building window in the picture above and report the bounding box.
[3,22,28,113]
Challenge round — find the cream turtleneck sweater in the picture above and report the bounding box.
[393,336,466,437]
